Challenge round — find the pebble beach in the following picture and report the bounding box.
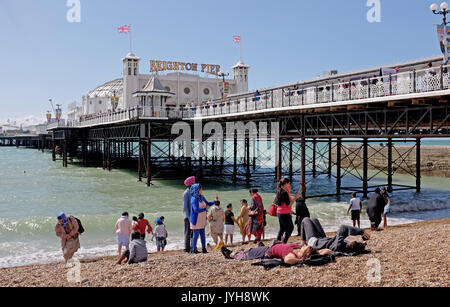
[0,218,448,287]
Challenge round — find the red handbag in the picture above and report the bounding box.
[267,204,277,217]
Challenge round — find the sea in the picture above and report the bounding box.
[0,138,449,268]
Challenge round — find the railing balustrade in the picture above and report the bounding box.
[52,65,450,129]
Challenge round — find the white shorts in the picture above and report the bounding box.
[224,224,234,235]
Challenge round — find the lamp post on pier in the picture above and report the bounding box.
[431,2,450,64]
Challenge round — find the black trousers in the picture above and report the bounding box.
[184,218,193,252]
[300,217,327,242]
[277,213,294,244]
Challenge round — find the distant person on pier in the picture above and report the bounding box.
[152,218,168,252]
[115,212,132,256]
[300,218,370,254]
[274,178,300,244]
[294,197,310,237]
[381,187,391,229]
[367,188,386,231]
[116,231,148,265]
[183,176,196,253]
[137,213,153,240]
[347,192,362,228]
[189,183,218,254]
[207,201,225,248]
[237,199,250,244]
[55,213,81,262]
[245,189,265,244]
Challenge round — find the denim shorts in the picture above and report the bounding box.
[156,237,166,249]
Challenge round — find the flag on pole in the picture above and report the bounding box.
[118,25,131,34]
[118,25,133,53]
[233,35,243,62]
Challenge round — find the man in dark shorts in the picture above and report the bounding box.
[347,192,362,228]
[294,197,310,236]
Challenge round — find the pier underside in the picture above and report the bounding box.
[3,95,449,200]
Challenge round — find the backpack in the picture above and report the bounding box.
[71,216,85,234]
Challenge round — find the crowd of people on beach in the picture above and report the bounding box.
[53,175,392,266]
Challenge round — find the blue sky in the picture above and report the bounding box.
[0,0,445,122]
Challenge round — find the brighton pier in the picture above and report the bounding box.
[2,55,450,200]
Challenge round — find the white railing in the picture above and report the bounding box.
[48,65,450,128]
[194,65,450,118]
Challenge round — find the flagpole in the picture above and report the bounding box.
[129,24,133,53]
[240,36,243,63]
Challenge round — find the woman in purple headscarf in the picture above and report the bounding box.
[55,213,80,262]
[190,184,218,254]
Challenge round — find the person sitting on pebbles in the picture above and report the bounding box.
[221,241,332,265]
[116,231,148,265]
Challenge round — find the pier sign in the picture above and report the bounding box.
[150,60,221,76]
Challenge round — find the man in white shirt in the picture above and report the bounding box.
[347,192,362,228]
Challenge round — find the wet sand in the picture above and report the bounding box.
[0,218,448,287]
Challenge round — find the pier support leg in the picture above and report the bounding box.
[246,136,250,183]
[108,140,112,172]
[146,139,151,187]
[336,138,342,196]
[363,138,368,199]
[63,140,68,168]
[102,140,106,170]
[138,139,142,182]
[233,136,237,182]
[312,138,317,178]
[387,139,393,193]
[252,138,256,170]
[52,139,56,162]
[328,138,332,178]
[289,140,293,181]
[276,138,282,183]
[416,138,421,193]
[300,138,306,200]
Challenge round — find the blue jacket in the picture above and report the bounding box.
[189,184,216,226]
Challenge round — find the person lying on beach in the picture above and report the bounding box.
[116,232,148,265]
[300,218,370,254]
[55,213,81,262]
[221,241,331,265]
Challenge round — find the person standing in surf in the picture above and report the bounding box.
[245,189,265,244]
[274,178,300,244]
[189,183,218,254]
[55,213,81,262]
[183,176,195,253]
[381,187,391,229]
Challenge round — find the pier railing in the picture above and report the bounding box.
[193,65,450,117]
[77,108,140,128]
[50,65,450,129]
